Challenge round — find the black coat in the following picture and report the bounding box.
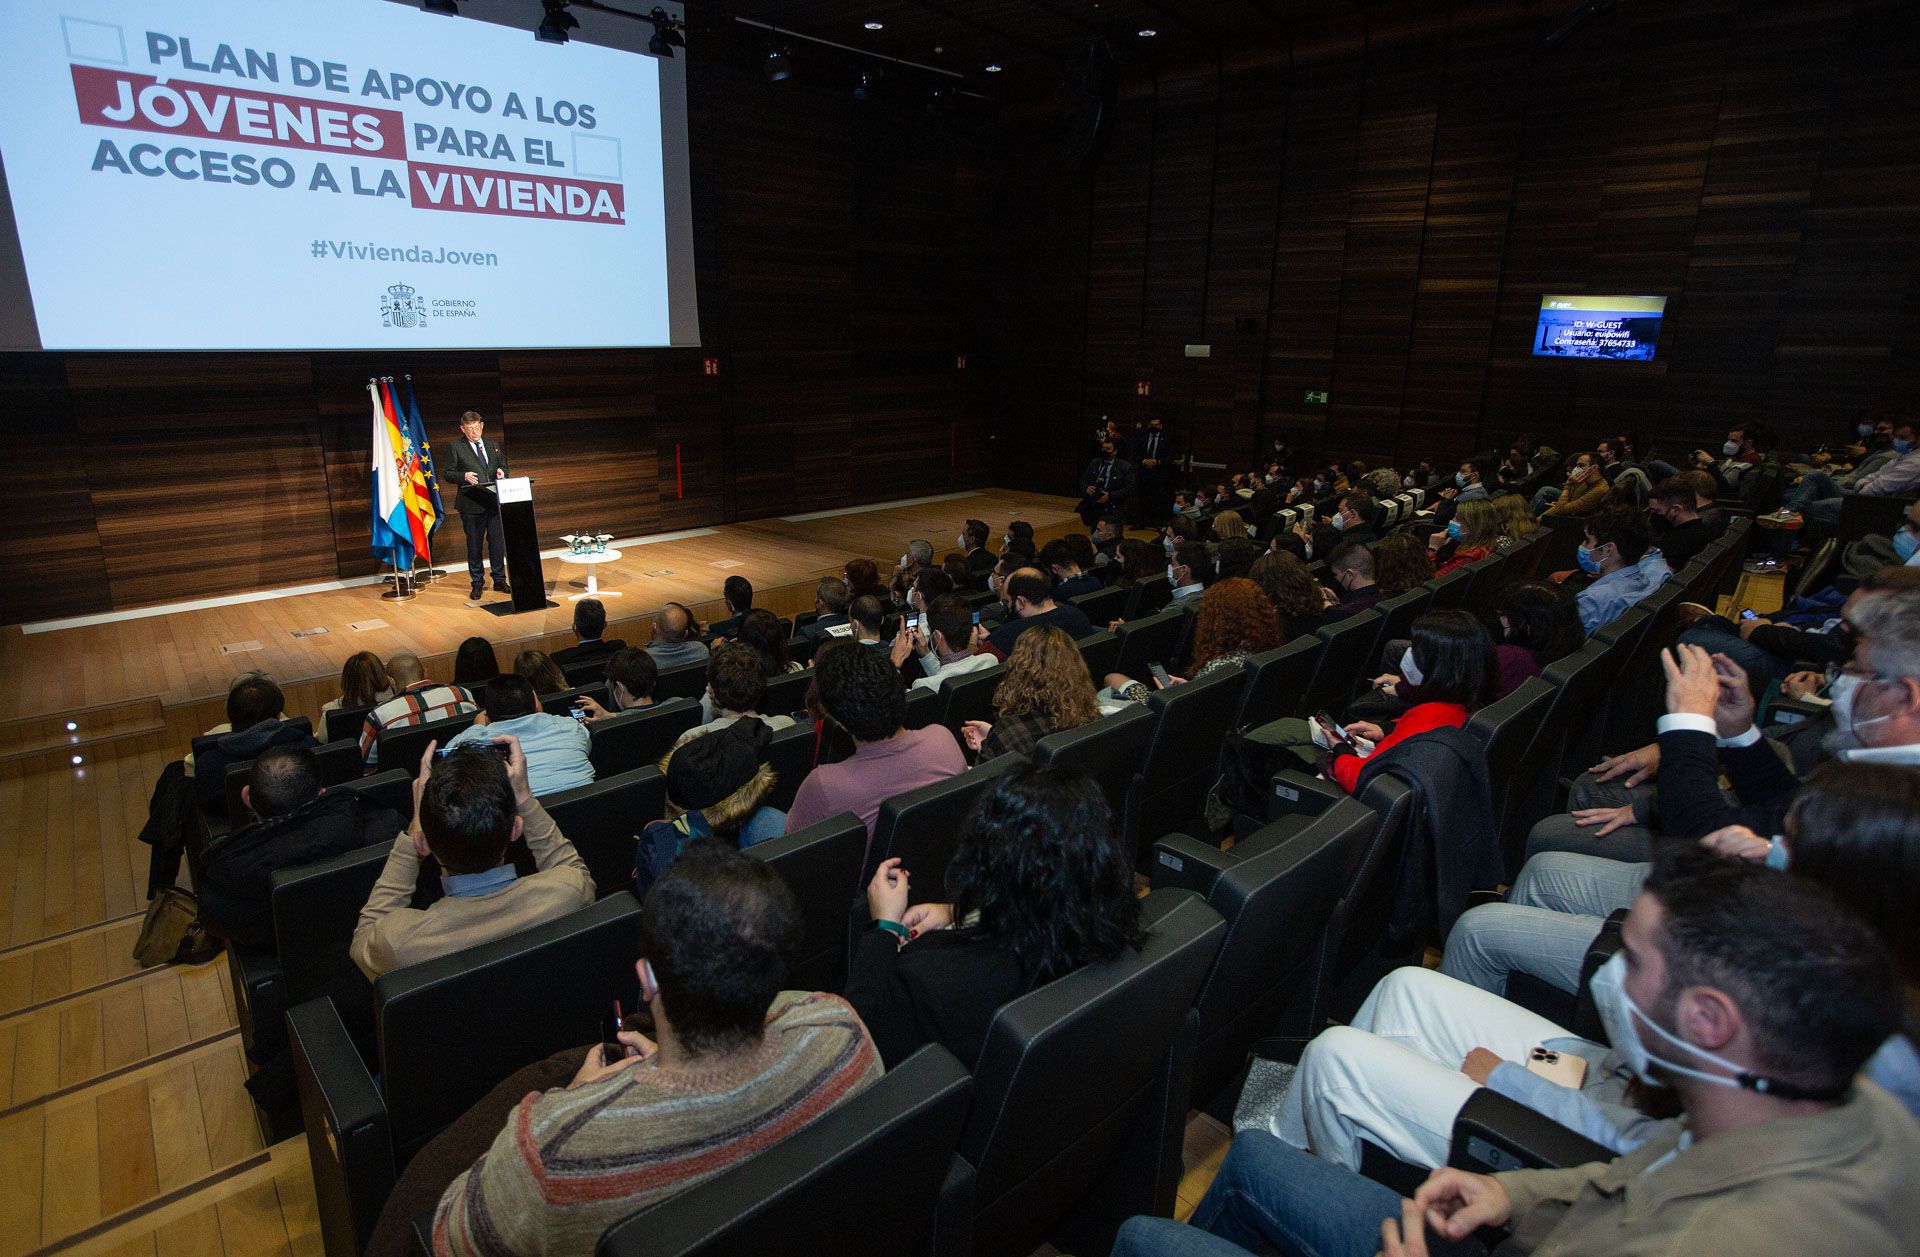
[197,791,405,950]
[551,638,628,666]
[1078,455,1137,505]
[844,926,1036,1070]
[194,718,319,813]
[1354,725,1504,942]
[1653,726,1800,841]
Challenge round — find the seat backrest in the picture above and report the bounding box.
[1505,529,1552,582]
[1070,584,1127,627]
[1364,587,1433,676]
[866,754,1027,889]
[1075,631,1121,686]
[1459,551,1510,615]
[562,656,611,688]
[1296,610,1383,717]
[271,844,392,1054]
[902,686,939,731]
[761,668,815,718]
[1112,608,1189,683]
[937,664,1006,740]
[763,721,819,814]
[587,699,703,778]
[331,768,415,825]
[377,712,477,778]
[324,704,377,744]
[595,1045,972,1257]
[1123,667,1250,861]
[653,661,711,702]
[541,683,612,716]
[1031,705,1157,817]
[1189,797,1374,1103]
[746,811,867,992]
[378,894,645,1156]
[1425,566,1473,611]
[1464,679,1557,876]
[1328,770,1416,980]
[541,766,669,896]
[960,890,1226,1257]
[1502,640,1612,837]
[315,737,366,784]
[1123,574,1173,619]
[1232,636,1324,729]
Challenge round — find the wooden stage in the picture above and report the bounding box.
[0,488,1083,730]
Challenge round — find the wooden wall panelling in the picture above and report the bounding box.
[1080,88,1156,444]
[1139,66,1218,460]
[948,124,995,491]
[64,354,331,610]
[0,355,110,623]
[1194,62,1289,470]
[1399,22,1526,463]
[497,351,660,548]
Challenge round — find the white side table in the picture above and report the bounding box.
[558,549,623,599]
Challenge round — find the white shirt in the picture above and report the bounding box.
[912,651,1000,693]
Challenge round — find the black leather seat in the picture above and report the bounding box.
[903,686,939,731]
[934,889,1226,1257]
[268,843,393,1077]
[1424,566,1473,611]
[747,811,867,992]
[541,683,612,716]
[936,664,1004,740]
[864,753,1027,889]
[1075,630,1121,685]
[1112,608,1188,683]
[330,768,415,825]
[1361,586,1433,676]
[1031,705,1156,817]
[324,704,376,744]
[1500,640,1610,856]
[592,1044,974,1257]
[1070,584,1127,627]
[562,656,612,687]
[540,767,669,896]
[761,667,814,718]
[1149,798,1373,1112]
[1232,637,1324,729]
[1464,678,1557,877]
[652,661,710,702]
[1295,610,1381,719]
[289,894,644,1257]
[1457,549,1510,615]
[587,698,703,777]
[1119,666,1248,860]
[1123,573,1173,619]
[376,712,478,778]
[763,721,819,813]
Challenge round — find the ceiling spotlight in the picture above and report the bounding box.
[71,754,83,766]
[535,0,578,43]
[421,0,459,13]
[1138,28,1158,37]
[647,6,684,57]
[864,21,885,31]
[764,46,792,82]
[984,63,1003,73]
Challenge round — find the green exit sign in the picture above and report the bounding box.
[1303,389,1329,405]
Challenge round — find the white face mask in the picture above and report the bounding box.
[1399,646,1424,687]
[1722,440,1741,456]
[1831,673,1896,748]
[1167,564,1180,585]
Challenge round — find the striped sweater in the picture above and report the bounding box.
[433,992,882,1257]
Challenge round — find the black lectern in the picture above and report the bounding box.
[494,477,551,613]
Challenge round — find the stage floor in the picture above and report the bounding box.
[0,488,1082,723]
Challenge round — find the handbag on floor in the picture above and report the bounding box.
[133,886,223,968]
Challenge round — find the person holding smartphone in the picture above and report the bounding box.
[440,674,594,797]
[898,594,999,694]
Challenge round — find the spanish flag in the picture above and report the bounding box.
[380,378,433,558]
[369,381,413,569]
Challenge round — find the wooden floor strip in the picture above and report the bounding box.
[0,915,145,961]
[20,1151,272,1257]
[0,1030,239,1121]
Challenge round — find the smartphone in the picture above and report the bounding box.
[903,613,920,633]
[1148,661,1172,687]
[972,610,982,625]
[569,707,588,721]
[1524,1046,1588,1088]
[601,998,629,1066]
[1313,711,1353,747]
[438,741,512,758]
[1739,609,1757,621]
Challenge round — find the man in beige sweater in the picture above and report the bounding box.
[351,734,594,981]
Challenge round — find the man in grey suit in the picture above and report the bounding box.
[441,410,510,604]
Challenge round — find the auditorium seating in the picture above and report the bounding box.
[935,663,1004,740]
[1294,610,1381,719]
[745,811,867,992]
[1074,629,1121,686]
[863,753,1028,889]
[1231,637,1324,730]
[1362,586,1433,676]
[330,767,414,824]
[1111,608,1189,684]
[1031,704,1157,816]
[934,889,1226,1257]
[1464,678,1558,877]
[290,894,644,1257]
[1118,667,1248,862]
[1123,573,1174,618]
[539,766,668,896]
[376,712,477,778]
[219,737,367,830]
[585,698,702,777]
[562,656,611,687]
[324,704,376,744]
[761,666,815,718]
[1070,584,1127,626]
[653,661,711,702]
[590,1044,974,1257]
[1148,798,1373,1114]
[541,682,612,715]
[763,721,820,813]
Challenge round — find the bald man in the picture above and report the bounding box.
[358,653,479,766]
[645,602,712,670]
[982,567,1095,658]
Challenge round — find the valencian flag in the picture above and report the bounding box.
[379,378,435,559]
[401,377,446,543]
[369,381,415,571]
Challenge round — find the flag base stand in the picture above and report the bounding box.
[380,566,417,602]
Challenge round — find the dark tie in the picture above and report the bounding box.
[474,441,484,463]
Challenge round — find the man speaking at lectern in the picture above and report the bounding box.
[443,410,511,605]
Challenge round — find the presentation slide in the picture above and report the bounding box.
[0,0,697,350]
[1531,295,1666,361]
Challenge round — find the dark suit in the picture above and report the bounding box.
[1076,456,1136,527]
[550,638,627,667]
[1131,427,1175,524]
[441,433,510,591]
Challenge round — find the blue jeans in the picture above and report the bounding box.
[1783,470,1843,524]
[1109,1131,1485,1257]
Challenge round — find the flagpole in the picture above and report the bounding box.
[380,544,416,602]
[407,374,447,581]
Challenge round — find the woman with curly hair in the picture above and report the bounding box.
[1102,577,1282,703]
[513,648,568,696]
[961,626,1102,760]
[850,764,1146,1068]
[1252,550,1329,639]
[1373,531,1436,596]
[1432,497,1500,576]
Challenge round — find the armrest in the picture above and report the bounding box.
[1763,696,1825,728]
[410,1207,436,1257]
[1267,769,1343,822]
[1568,909,1628,1044]
[1450,1088,1614,1174]
[288,996,395,1257]
[230,946,285,1062]
[930,1156,975,1257]
[1149,833,1239,897]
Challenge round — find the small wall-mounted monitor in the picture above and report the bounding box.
[1532,295,1667,361]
